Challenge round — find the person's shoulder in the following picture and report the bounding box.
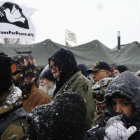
[1,117,27,140]
[32,86,52,101]
[73,71,92,83]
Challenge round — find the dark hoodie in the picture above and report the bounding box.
[49,48,80,97]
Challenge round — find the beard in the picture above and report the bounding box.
[39,84,56,97]
[53,73,59,79]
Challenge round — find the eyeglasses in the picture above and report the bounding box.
[49,63,57,71]
[92,90,105,103]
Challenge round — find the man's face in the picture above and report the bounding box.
[114,69,120,77]
[39,78,55,95]
[92,69,110,83]
[49,60,60,81]
[96,101,105,111]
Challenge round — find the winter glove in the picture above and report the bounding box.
[104,115,137,140]
[5,85,22,106]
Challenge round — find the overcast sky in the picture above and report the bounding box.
[2,0,140,48]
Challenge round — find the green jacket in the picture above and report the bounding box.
[0,85,28,140]
[54,71,96,130]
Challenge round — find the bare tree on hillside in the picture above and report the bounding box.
[3,38,31,45]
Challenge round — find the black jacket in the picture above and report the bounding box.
[26,93,87,140]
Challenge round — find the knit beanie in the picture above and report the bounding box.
[0,52,12,95]
[115,65,128,73]
[26,93,87,140]
[39,65,55,83]
[78,63,89,77]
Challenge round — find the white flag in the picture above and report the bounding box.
[0,1,35,40]
[65,29,77,47]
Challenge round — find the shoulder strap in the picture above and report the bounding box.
[0,107,28,135]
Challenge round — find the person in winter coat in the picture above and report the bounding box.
[11,54,52,112]
[114,64,128,77]
[85,71,140,140]
[92,77,113,126]
[39,65,56,97]
[87,62,112,84]
[0,52,28,140]
[26,93,87,140]
[48,48,95,130]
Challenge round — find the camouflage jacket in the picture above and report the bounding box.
[93,107,107,126]
[0,85,28,140]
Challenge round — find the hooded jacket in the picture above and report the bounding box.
[49,48,77,80]
[85,71,140,140]
[49,48,78,96]
[105,71,140,140]
[49,48,95,130]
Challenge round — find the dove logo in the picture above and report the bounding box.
[0,2,29,29]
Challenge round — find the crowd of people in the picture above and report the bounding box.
[0,48,140,140]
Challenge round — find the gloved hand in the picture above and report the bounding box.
[104,115,137,140]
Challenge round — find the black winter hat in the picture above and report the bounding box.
[115,65,128,73]
[39,65,55,83]
[87,62,111,74]
[78,63,89,77]
[26,93,87,140]
[0,52,12,95]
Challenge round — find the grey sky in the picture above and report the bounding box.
[2,0,140,48]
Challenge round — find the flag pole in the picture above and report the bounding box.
[117,31,121,50]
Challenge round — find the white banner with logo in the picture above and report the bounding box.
[65,29,77,47]
[0,1,35,40]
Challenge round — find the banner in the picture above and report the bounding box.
[65,29,77,47]
[0,1,35,40]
